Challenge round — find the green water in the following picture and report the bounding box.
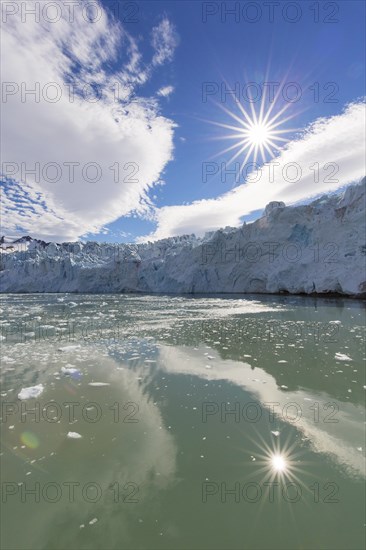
[0,294,365,550]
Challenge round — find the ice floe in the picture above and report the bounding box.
[18,384,44,400]
[67,432,82,439]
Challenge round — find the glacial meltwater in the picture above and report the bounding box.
[0,293,365,550]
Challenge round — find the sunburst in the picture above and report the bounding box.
[206,80,301,172]
[270,453,288,474]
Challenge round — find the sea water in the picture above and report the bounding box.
[0,293,365,549]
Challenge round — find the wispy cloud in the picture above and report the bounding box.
[140,101,366,241]
[157,85,175,98]
[1,1,177,241]
[151,18,179,66]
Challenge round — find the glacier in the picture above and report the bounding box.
[1,179,365,296]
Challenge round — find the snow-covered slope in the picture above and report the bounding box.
[1,179,365,296]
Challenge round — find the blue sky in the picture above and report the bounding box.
[1,0,365,242]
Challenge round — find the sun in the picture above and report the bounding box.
[245,122,271,146]
[205,79,300,169]
[213,104,297,167]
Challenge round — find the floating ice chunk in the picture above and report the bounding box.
[280,385,288,389]
[2,356,15,363]
[88,382,110,387]
[205,365,212,369]
[57,345,80,352]
[18,384,44,400]
[335,353,352,361]
[67,431,82,439]
[89,518,98,525]
[61,365,80,375]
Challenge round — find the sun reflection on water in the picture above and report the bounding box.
[270,453,288,474]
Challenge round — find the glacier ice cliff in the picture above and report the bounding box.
[1,179,365,296]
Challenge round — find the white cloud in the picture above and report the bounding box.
[140,101,366,241]
[151,18,179,66]
[157,85,175,98]
[0,0,177,241]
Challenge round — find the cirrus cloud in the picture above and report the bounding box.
[151,18,179,66]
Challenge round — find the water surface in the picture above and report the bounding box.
[1,294,365,550]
